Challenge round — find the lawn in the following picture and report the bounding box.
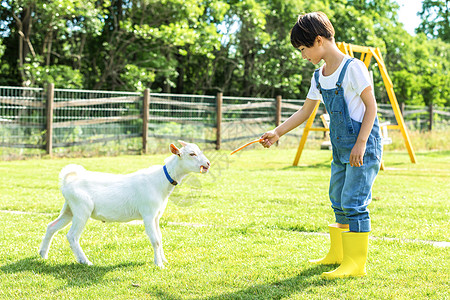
[0,147,449,299]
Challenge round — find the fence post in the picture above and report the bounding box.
[275,95,282,146]
[142,88,150,154]
[400,102,405,117]
[45,83,54,156]
[428,102,433,131]
[216,92,223,150]
[275,95,282,127]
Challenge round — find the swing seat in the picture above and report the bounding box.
[379,122,392,170]
[380,122,392,145]
[320,114,332,150]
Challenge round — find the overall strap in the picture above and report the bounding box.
[314,68,321,92]
[336,57,355,88]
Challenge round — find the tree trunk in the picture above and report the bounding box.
[45,29,53,66]
[13,6,34,86]
[243,49,255,97]
[77,34,86,70]
[176,53,185,94]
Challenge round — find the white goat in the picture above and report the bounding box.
[39,141,210,268]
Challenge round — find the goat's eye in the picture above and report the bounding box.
[190,153,197,156]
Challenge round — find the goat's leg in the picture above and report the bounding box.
[143,215,164,268]
[155,214,167,263]
[66,214,92,265]
[39,204,73,259]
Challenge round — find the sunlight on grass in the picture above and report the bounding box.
[0,148,449,299]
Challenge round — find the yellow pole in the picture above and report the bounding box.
[337,42,349,55]
[348,44,354,57]
[373,48,417,163]
[293,101,321,166]
[363,52,372,68]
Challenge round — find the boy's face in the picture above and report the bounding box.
[297,37,323,65]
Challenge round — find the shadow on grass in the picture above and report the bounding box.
[0,256,144,288]
[209,266,337,300]
[146,265,335,300]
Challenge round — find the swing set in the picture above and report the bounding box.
[292,42,417,169]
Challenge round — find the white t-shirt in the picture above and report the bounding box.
[306,56,372,122]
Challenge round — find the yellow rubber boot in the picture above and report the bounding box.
[321,231,369,279]
[309,225,348,265]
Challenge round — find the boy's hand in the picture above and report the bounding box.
[350,140,366,167]
[260,130,280,148]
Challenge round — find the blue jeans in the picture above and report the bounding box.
[314,58,382,233]
[329,137,381,232]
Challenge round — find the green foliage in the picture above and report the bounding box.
[23,56,84,88]
[0,39,4,58]
[120,64,156,92]
[0,0,448,105]
[417,0,450,42]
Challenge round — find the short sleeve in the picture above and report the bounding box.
[348,60,372,95]
[306,73,323,101]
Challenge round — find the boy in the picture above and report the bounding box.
[260,12,382,278]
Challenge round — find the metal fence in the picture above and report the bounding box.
[0,85,449,158]
[52,88,142,148]
[147,93,216,143]
[221,95,277,145]
[0,86,46,149]
[378,103,450,131]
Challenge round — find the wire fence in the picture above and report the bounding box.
[146,93,216,154]
[52,88,142,149]
[378,103,450,131]
[0,85,449,159]
[0,86,46,149]
[222,95,276,144]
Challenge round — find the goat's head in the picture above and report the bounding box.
[169,140,210,174]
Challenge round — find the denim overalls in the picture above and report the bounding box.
[314,58,382,232]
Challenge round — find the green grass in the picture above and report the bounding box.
[0,148,449,299]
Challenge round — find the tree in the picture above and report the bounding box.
[0,0,105,87]
[417,0,450,42]
[0,0,448,106]
[89,0,226,92]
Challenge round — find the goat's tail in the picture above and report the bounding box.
[59,164,85,186]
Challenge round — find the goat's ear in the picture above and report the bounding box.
[170,144,181,156]
[178,140,188,147]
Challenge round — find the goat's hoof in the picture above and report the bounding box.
[38,250,48,259]
[78,259,93,266]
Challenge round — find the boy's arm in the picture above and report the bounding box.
[350,85,377,167]
[261,98,320,148]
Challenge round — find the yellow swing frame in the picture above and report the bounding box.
[292,42,417,168]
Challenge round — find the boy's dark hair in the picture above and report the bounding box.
[290,12,335,48]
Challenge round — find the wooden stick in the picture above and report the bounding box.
[230,139,262,155]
